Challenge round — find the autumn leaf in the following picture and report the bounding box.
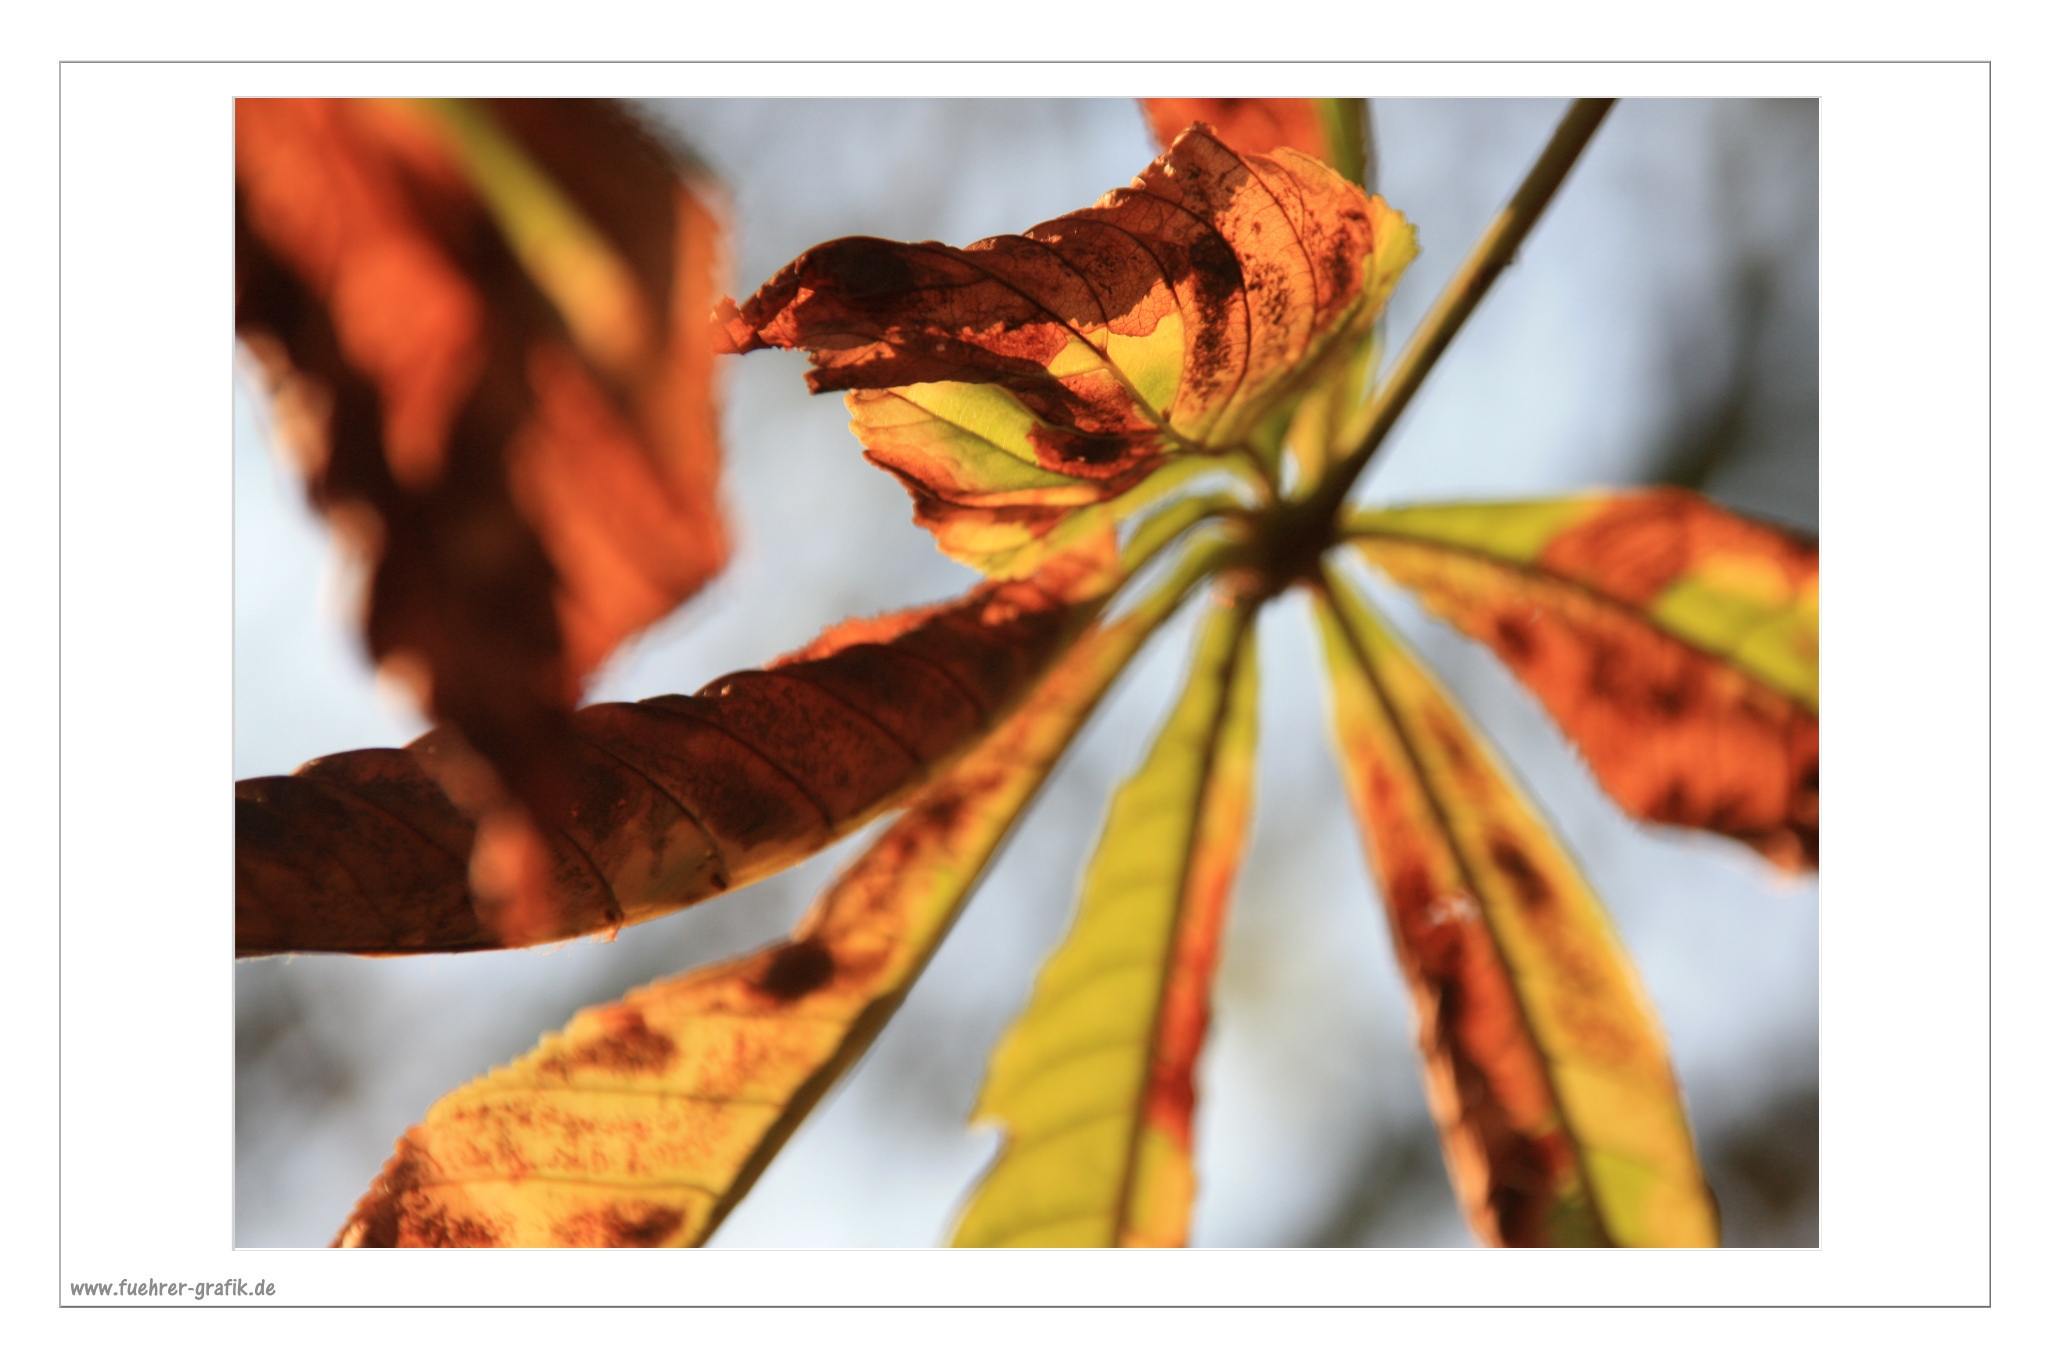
[715,123,1415,577]
[1314,568,1718,1247]
[235,97,729,921]
[237,542,1130,955]
[1140,97,1366,184]
[1135,100,1381,490]
[335,531,1238,1246]
[953,600,1259,1247]
[1345,490,1819,868]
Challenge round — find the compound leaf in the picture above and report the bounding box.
[1315,570,1717,1247]
[335,535,1233,1246]
[953,599,1259,1247]
[1346,490,1818,868]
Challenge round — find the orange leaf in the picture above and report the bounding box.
[1347,490,1819,868]
[1315,573,1717,1247]
[333,535,1232,1245]
[715,124,1412,574]
[1139,98,1348,173]
[235,98,729,920]
[236,547,1119,955]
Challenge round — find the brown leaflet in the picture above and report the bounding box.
[235,98,728,922]
[713,125,1399,553]
[236,549,1114,955]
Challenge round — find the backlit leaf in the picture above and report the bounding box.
[716,124,1414,576]
[953,600,1259,1247]
[335,535,1236,1246]
[1346,490,1818,868]
[1314,570,1717,1247]
[237,544,1126,956]
[236,97,730,922]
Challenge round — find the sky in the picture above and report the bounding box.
[234,96,1819,1247]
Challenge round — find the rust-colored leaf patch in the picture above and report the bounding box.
[236,97,730,924]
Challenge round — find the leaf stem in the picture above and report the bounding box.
[1302,98,1615,529]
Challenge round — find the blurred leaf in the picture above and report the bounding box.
[238,545,1124,955]
[716,124,1413,576]
[335,536,1234,1246]
[236,97,730,923]
[1346,490,1818,868]
[954,600,1258,1247]
[1139,98,1365,185]
[1314,572,1717,1247]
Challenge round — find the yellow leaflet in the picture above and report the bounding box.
[335,533,1237,1248]
[954,600,1260,1248]
[1315,571,1717,1247]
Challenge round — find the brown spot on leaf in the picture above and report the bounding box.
[754,939,835,1001]
[555,1202,685,1248]
[1703,795,1750,833]
[1653,780,1691,823]
[401,1208,504,1248]
[1495,613,1538,663]
[1649,677,1693,718]
[541,1005,677,1078]
[1389,863,1437,919]
[1488,835,1551,910]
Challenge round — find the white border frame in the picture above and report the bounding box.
[51,58,1993,1309]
